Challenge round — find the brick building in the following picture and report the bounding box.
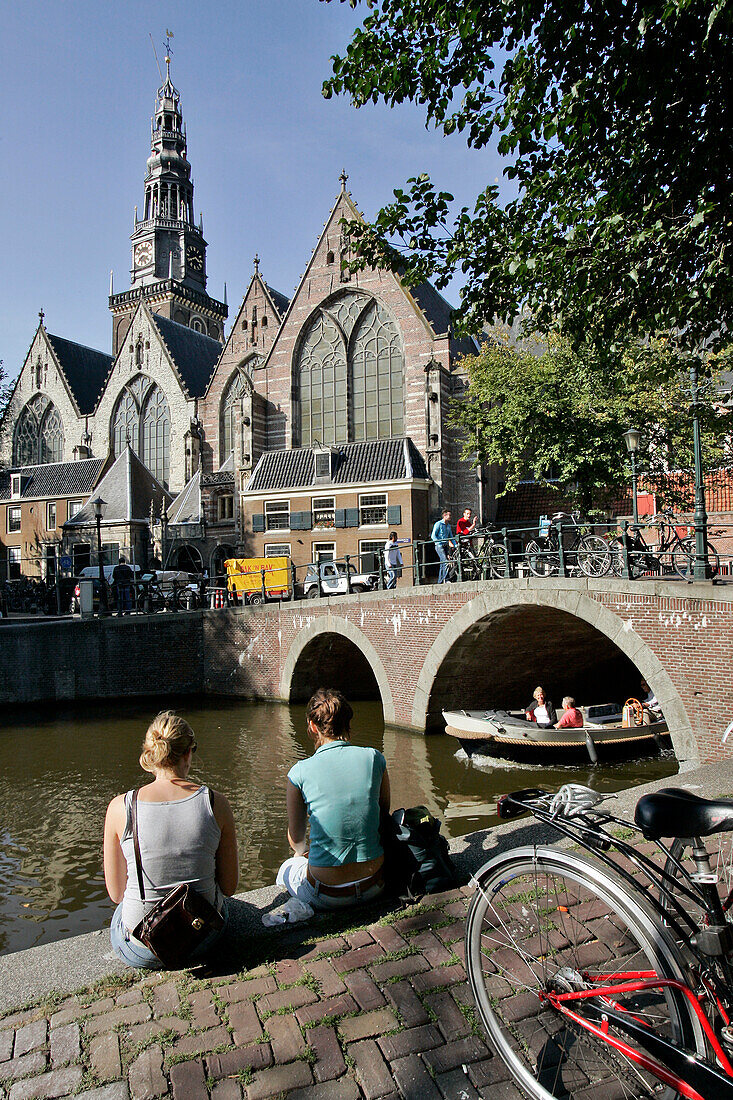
[1,61,486,580]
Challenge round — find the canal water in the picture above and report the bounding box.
[0,697,677,955]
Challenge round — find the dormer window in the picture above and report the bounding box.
[11,475,22,499]
[314,449,333,483]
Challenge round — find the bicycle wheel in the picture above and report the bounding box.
[487,543,510,579]
[525,538,559,577]
[576,534,612,578]
[466,846,702,1099]
[673,539,720,581]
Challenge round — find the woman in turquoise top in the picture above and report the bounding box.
[277,688,391,909]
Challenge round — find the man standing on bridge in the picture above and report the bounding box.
[431,510,457,583]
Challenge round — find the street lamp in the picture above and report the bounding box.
[93,497,110,617]
[623,427,641,527]
[689,360,712,581]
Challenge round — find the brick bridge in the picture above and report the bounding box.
[203,576,733,767]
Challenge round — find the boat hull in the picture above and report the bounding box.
[443,708,669,754]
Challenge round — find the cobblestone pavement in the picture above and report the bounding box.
[0,887,523,1100]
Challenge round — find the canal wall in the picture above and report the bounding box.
[0,614,205,705]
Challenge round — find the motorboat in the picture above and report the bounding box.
[442,701,669,763]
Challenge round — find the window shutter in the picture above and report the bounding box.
[387,505,402,525]
[290,511,312,531]
[252,513,265,533]
[345,508,359,528]
[335,509,347,529]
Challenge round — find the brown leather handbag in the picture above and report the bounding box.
[130,790,224,968]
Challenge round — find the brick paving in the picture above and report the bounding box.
[0,888,523,1100]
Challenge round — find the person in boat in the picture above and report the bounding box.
[640,678,663,722]
[103,711,239,968]
[525,686,557,728]
[277,688,390,909]
[555,696,584,729]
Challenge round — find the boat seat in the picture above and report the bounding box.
[635,787,733,840]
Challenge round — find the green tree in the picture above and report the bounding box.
[454,333,729,512]
[322,0,732,354]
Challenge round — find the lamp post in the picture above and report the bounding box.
[623,427,641,527]
[690,360,712,580]
[93,497,110,617]
[161,500,169,570]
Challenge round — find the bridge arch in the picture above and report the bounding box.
[281,616,396,722]
[412,588,696,764]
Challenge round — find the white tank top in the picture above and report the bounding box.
[120,786,222,932]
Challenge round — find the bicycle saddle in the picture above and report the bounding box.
[635,787,733,840]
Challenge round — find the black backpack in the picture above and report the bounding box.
[381,806,458,900]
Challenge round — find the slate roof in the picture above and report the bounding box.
[151,314,223,398]
[45,334,114,415]
[409,282,479,359]
[246,438,429,493]
[265,283,290,318]
[63,446,171,527]
[0,458,106,501]
[168,469,202,525]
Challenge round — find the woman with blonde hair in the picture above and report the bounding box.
[103,711,238,968]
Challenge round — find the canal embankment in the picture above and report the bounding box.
[2,759,730,1013]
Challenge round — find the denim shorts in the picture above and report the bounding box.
[276,855,384,911]
[110,898,229,969]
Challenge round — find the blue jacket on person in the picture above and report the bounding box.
[431,519,455,546]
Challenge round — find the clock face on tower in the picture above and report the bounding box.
[186,245,203,271]
[134,241,153,266]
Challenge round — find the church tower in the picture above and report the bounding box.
[109,54,227,354]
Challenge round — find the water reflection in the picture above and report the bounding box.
[0,697,677,955]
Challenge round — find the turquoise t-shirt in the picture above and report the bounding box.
[288,740,386,867]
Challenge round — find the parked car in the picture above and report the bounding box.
[303,561,378,598]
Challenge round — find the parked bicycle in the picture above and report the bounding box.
[447,529,511,581]
[610,510,721,580]
[524,512,612,577]
[465,782,733,1099]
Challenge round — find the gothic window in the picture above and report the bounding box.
[40,405,64,463]
[350,301,404,441]
[294,293,404,446]
[12,396,63,466]
[220,372,245,464]
[13,405,40,466]
[111,375,171,487]
[296,312,347,446]
[141,386,171,486]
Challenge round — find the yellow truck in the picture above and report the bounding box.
[224,557,291,605]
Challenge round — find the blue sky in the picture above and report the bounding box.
[0,0,507,381]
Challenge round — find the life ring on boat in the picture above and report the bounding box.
[623,697,644,727]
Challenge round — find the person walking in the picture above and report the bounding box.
[431,510,457,583]
[383,532,410,589]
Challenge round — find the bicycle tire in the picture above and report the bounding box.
[487,543,510,579]
[525,538,559,577]
[673,539,721,581]
[577,534,612,578]
[466,846,703,1100]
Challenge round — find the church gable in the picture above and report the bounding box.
[257,183,451,454]
[0,325,91,468]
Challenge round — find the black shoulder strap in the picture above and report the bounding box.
[130,789,146,902]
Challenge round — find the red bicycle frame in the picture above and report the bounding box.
[543,971,733,1100]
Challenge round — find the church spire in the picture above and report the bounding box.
[109,54,227,355]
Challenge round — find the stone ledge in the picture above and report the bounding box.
[1,761,730,1016]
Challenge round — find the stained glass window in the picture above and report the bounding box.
[294,293,404,446]
[141,385,170,487]
[110,375,170,487]
[40,405,64,463]
[13,405,40,466]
